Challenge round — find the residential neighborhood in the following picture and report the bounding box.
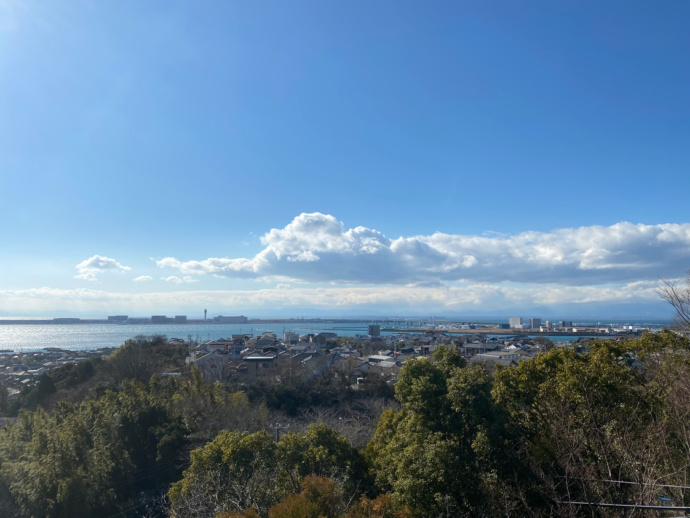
[186,328,584,387]
[0,319,640,412]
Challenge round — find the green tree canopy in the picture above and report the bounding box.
[367,345,520,516]
[169,424,370,518]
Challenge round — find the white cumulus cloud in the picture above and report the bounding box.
[156,213,690,286]
[133,276,153,282]
[75,255,131,281]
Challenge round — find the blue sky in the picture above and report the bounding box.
[1,1,688,317]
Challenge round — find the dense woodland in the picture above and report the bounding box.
[2,330,690,517]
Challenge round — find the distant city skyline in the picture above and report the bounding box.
[1,2,688,318]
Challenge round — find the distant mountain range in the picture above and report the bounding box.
[239,301,675,322]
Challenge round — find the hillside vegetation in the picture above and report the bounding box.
[1,331,690,517]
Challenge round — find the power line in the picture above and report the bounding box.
[557,501,690,511]
[572,478,690,490]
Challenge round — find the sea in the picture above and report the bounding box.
[0,322,378,353]
[0,319,671,353]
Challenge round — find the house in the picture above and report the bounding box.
[353,357,399,385]
[367,354,394,364]
[243,353,278,380]
[476,351,522,362]
[415,345,432,356]
[288,345,310,355]
[262,344,280,355]
[228,343,246,358]
[256,333,278,347]
[461,343,500,356]
[203,339,232,352]
[312,332,337,345]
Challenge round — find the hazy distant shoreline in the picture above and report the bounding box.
[0,317,671,326]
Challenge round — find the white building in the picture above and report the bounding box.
[509,317,523,329]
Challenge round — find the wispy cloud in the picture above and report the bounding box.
[162,276,197,284]
[0,281,665,315]
[133,275,153,282]
[75,255,131,281]
[156,212,690,286]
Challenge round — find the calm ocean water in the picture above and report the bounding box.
[0,323,378,352]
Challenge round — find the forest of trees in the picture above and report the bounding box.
[2,330,690,517]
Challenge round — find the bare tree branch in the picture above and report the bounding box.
[658,273,690,330]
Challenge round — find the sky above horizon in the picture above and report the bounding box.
[1,1,688,318]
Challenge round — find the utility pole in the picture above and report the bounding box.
[270,422,289,442]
